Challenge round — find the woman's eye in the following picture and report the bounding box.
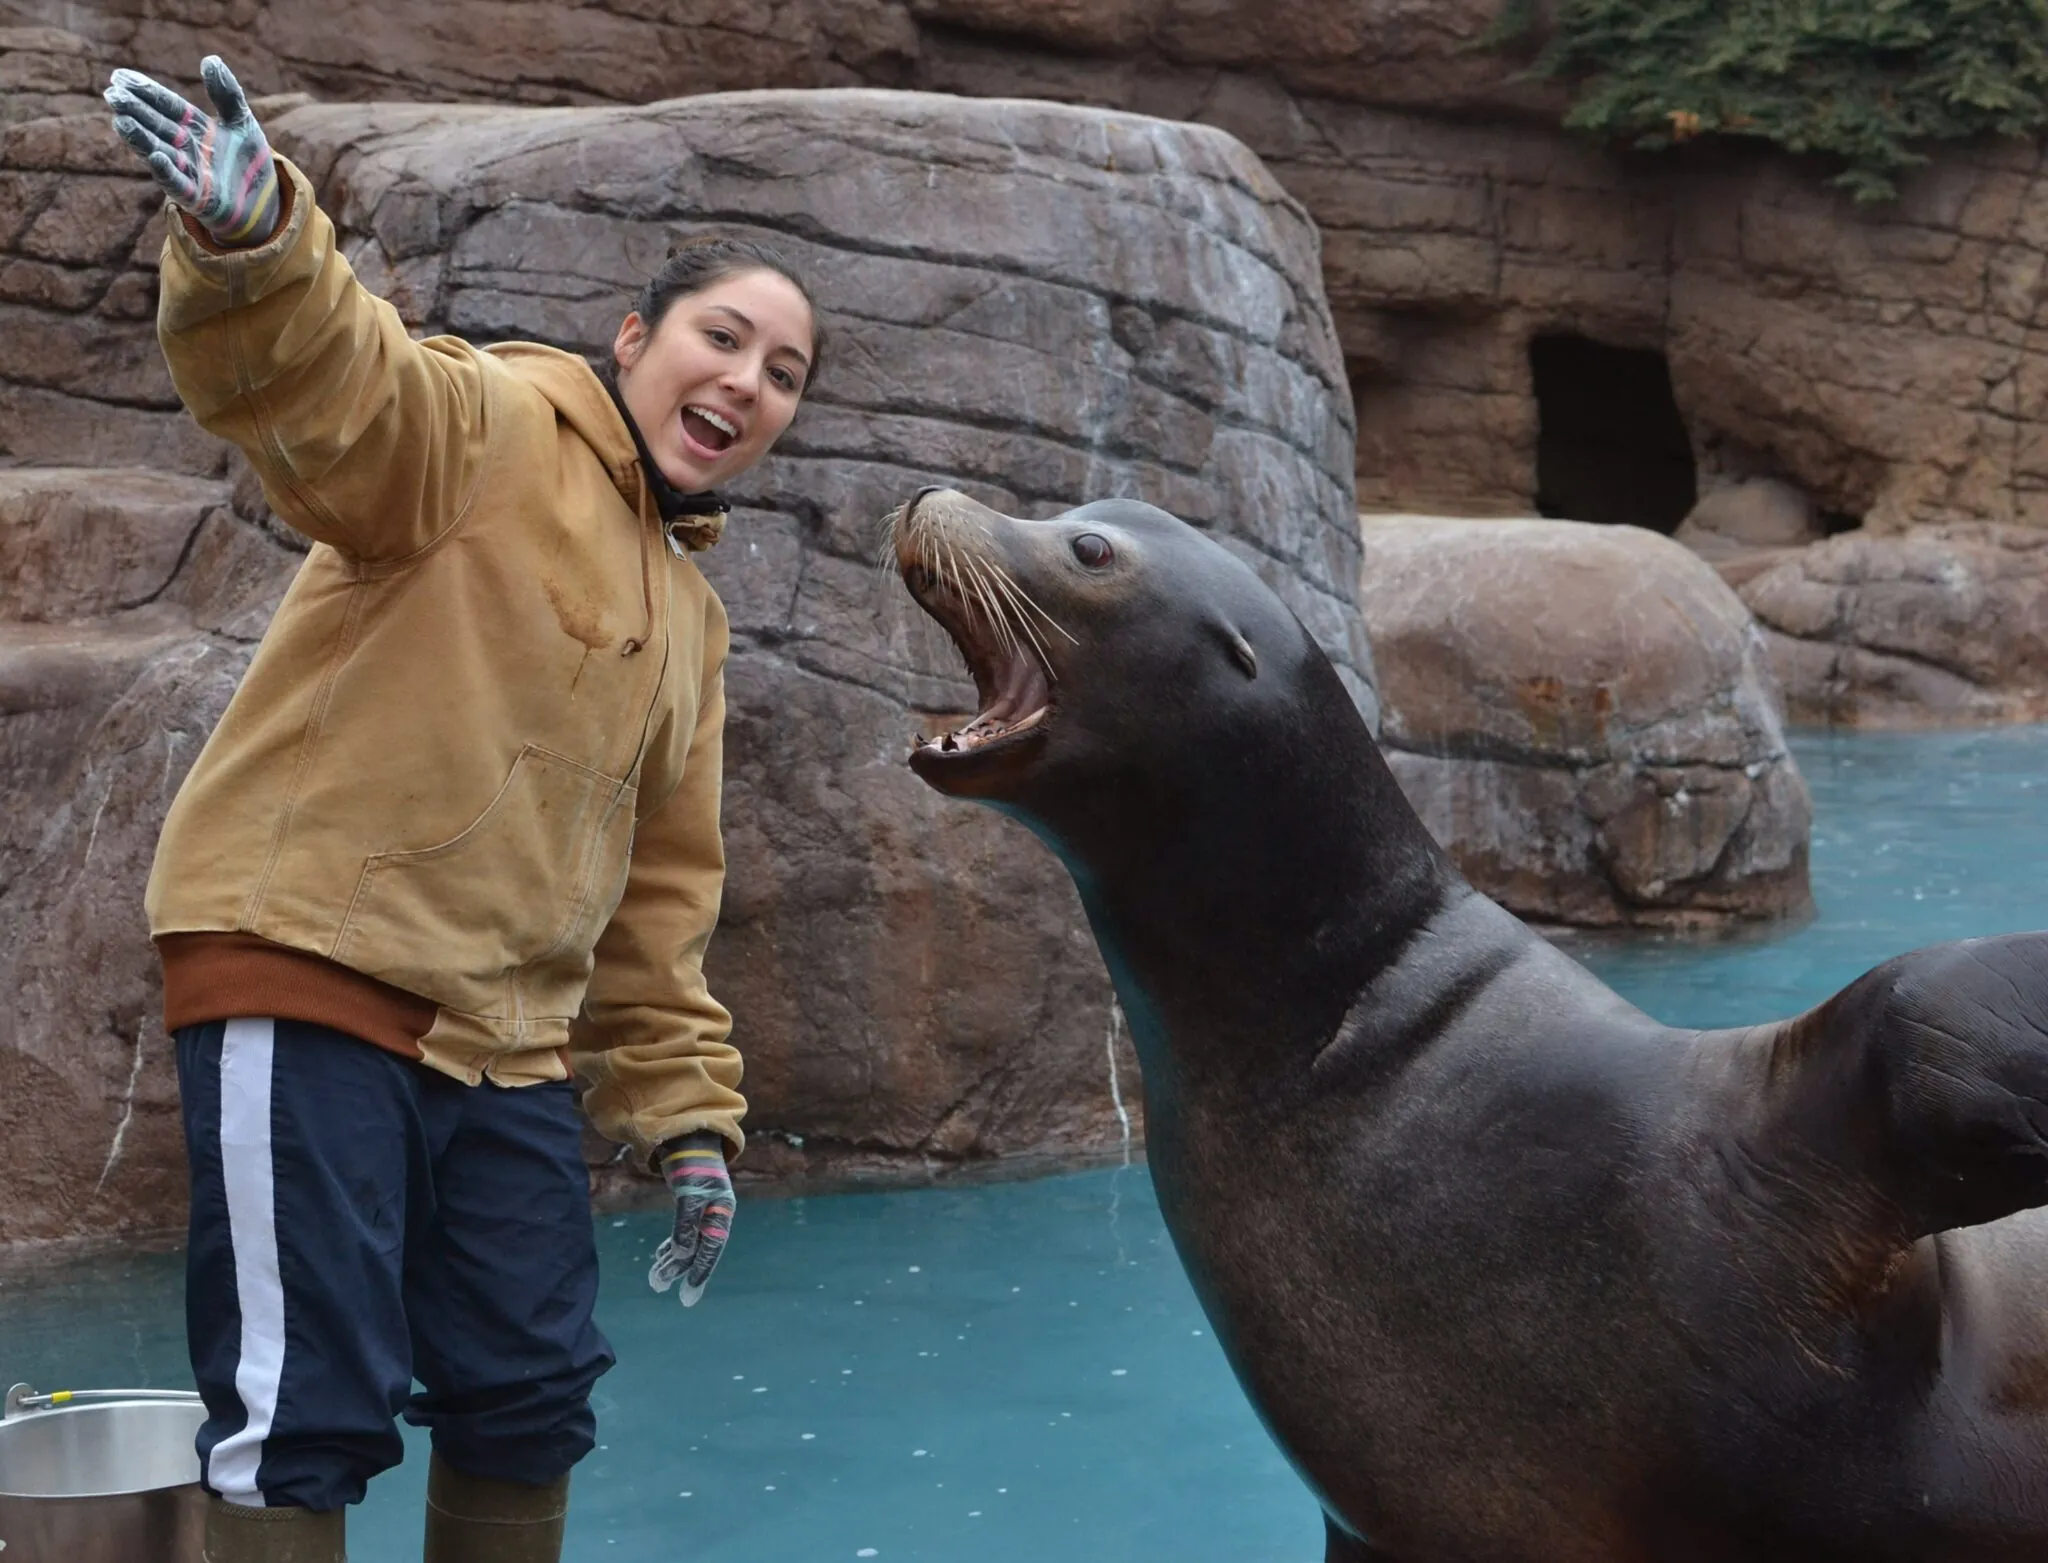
[770,367,797,392]
[1071,533,1114,568]
[706,328,738,349]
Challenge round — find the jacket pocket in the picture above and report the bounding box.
[333,744,637,1012]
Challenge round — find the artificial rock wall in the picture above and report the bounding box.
[10,0,2048,536]
[0,89,1362,1239]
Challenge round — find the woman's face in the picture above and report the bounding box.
[612,267,815,492]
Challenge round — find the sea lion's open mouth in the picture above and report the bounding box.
[903,561,1056,761]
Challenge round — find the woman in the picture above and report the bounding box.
[103,54,819,1563]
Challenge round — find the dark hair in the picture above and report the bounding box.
[631,232,825,389]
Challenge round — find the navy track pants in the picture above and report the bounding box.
[175,1017,616,1511]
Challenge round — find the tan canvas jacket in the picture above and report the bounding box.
[145,157,747,1157]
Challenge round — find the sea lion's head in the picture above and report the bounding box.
[891,490,1451,1088]
[891,487,1332,828]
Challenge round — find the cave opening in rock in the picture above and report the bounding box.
[1530,334,1697,533]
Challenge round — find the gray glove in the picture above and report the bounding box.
[104,54,281,246]
[648,1130,734,1308]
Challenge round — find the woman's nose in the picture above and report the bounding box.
[719,358,762,401]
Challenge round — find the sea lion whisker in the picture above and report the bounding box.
[932,511,1065,661]
[992,583,1037,667]
[981,563,1055,663]
[956,532,1037,655]
[958,553,1005,647]
[943,539,1012,678]
[940,536,974,629]
[874,505,908,585]
[987,561,1079,647]
[959,552,1022,660]
[951,535,1002,627]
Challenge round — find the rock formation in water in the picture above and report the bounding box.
[1361,516,1812,929]
[0,90,1360,1239]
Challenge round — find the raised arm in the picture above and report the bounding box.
[107,56,493,561]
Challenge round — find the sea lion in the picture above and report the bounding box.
[890,486,2048,1563]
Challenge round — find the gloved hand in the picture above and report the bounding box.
[648,1130,734,1308]
[104,55,281,247]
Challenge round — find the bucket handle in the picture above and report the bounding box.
[4,1383,202,1419]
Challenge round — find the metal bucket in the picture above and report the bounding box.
[0,1383,207,1561]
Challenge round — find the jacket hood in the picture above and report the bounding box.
[484,342,726,551]
[486,342,635,490]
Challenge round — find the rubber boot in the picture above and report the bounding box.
[422,1450,571,1563]
[203,1495,347,1562]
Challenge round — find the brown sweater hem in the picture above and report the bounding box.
[157,931,439,1060]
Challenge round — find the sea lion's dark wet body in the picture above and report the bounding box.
[893,489,2048,1562]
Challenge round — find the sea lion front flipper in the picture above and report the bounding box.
[1805,931,2048,1238]
[1323,1513,1400,1561]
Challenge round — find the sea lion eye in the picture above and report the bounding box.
[1071,533,1114,568]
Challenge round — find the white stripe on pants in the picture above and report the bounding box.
[207,1017,286,1507]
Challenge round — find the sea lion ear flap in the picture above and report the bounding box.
[1223,626,1258,680]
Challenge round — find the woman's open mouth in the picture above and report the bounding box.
[903,561,1055,762]
[679,404,740,458]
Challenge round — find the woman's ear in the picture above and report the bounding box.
[612,310,649,375]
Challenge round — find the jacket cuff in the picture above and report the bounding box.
[644,1113,745,1168]
[578,1077,746,1168]
[646,1125,739,1177]
[164,154,311,277]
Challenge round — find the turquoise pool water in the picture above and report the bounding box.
[1572,725,2048,1018]
[5,725,2046,1561]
